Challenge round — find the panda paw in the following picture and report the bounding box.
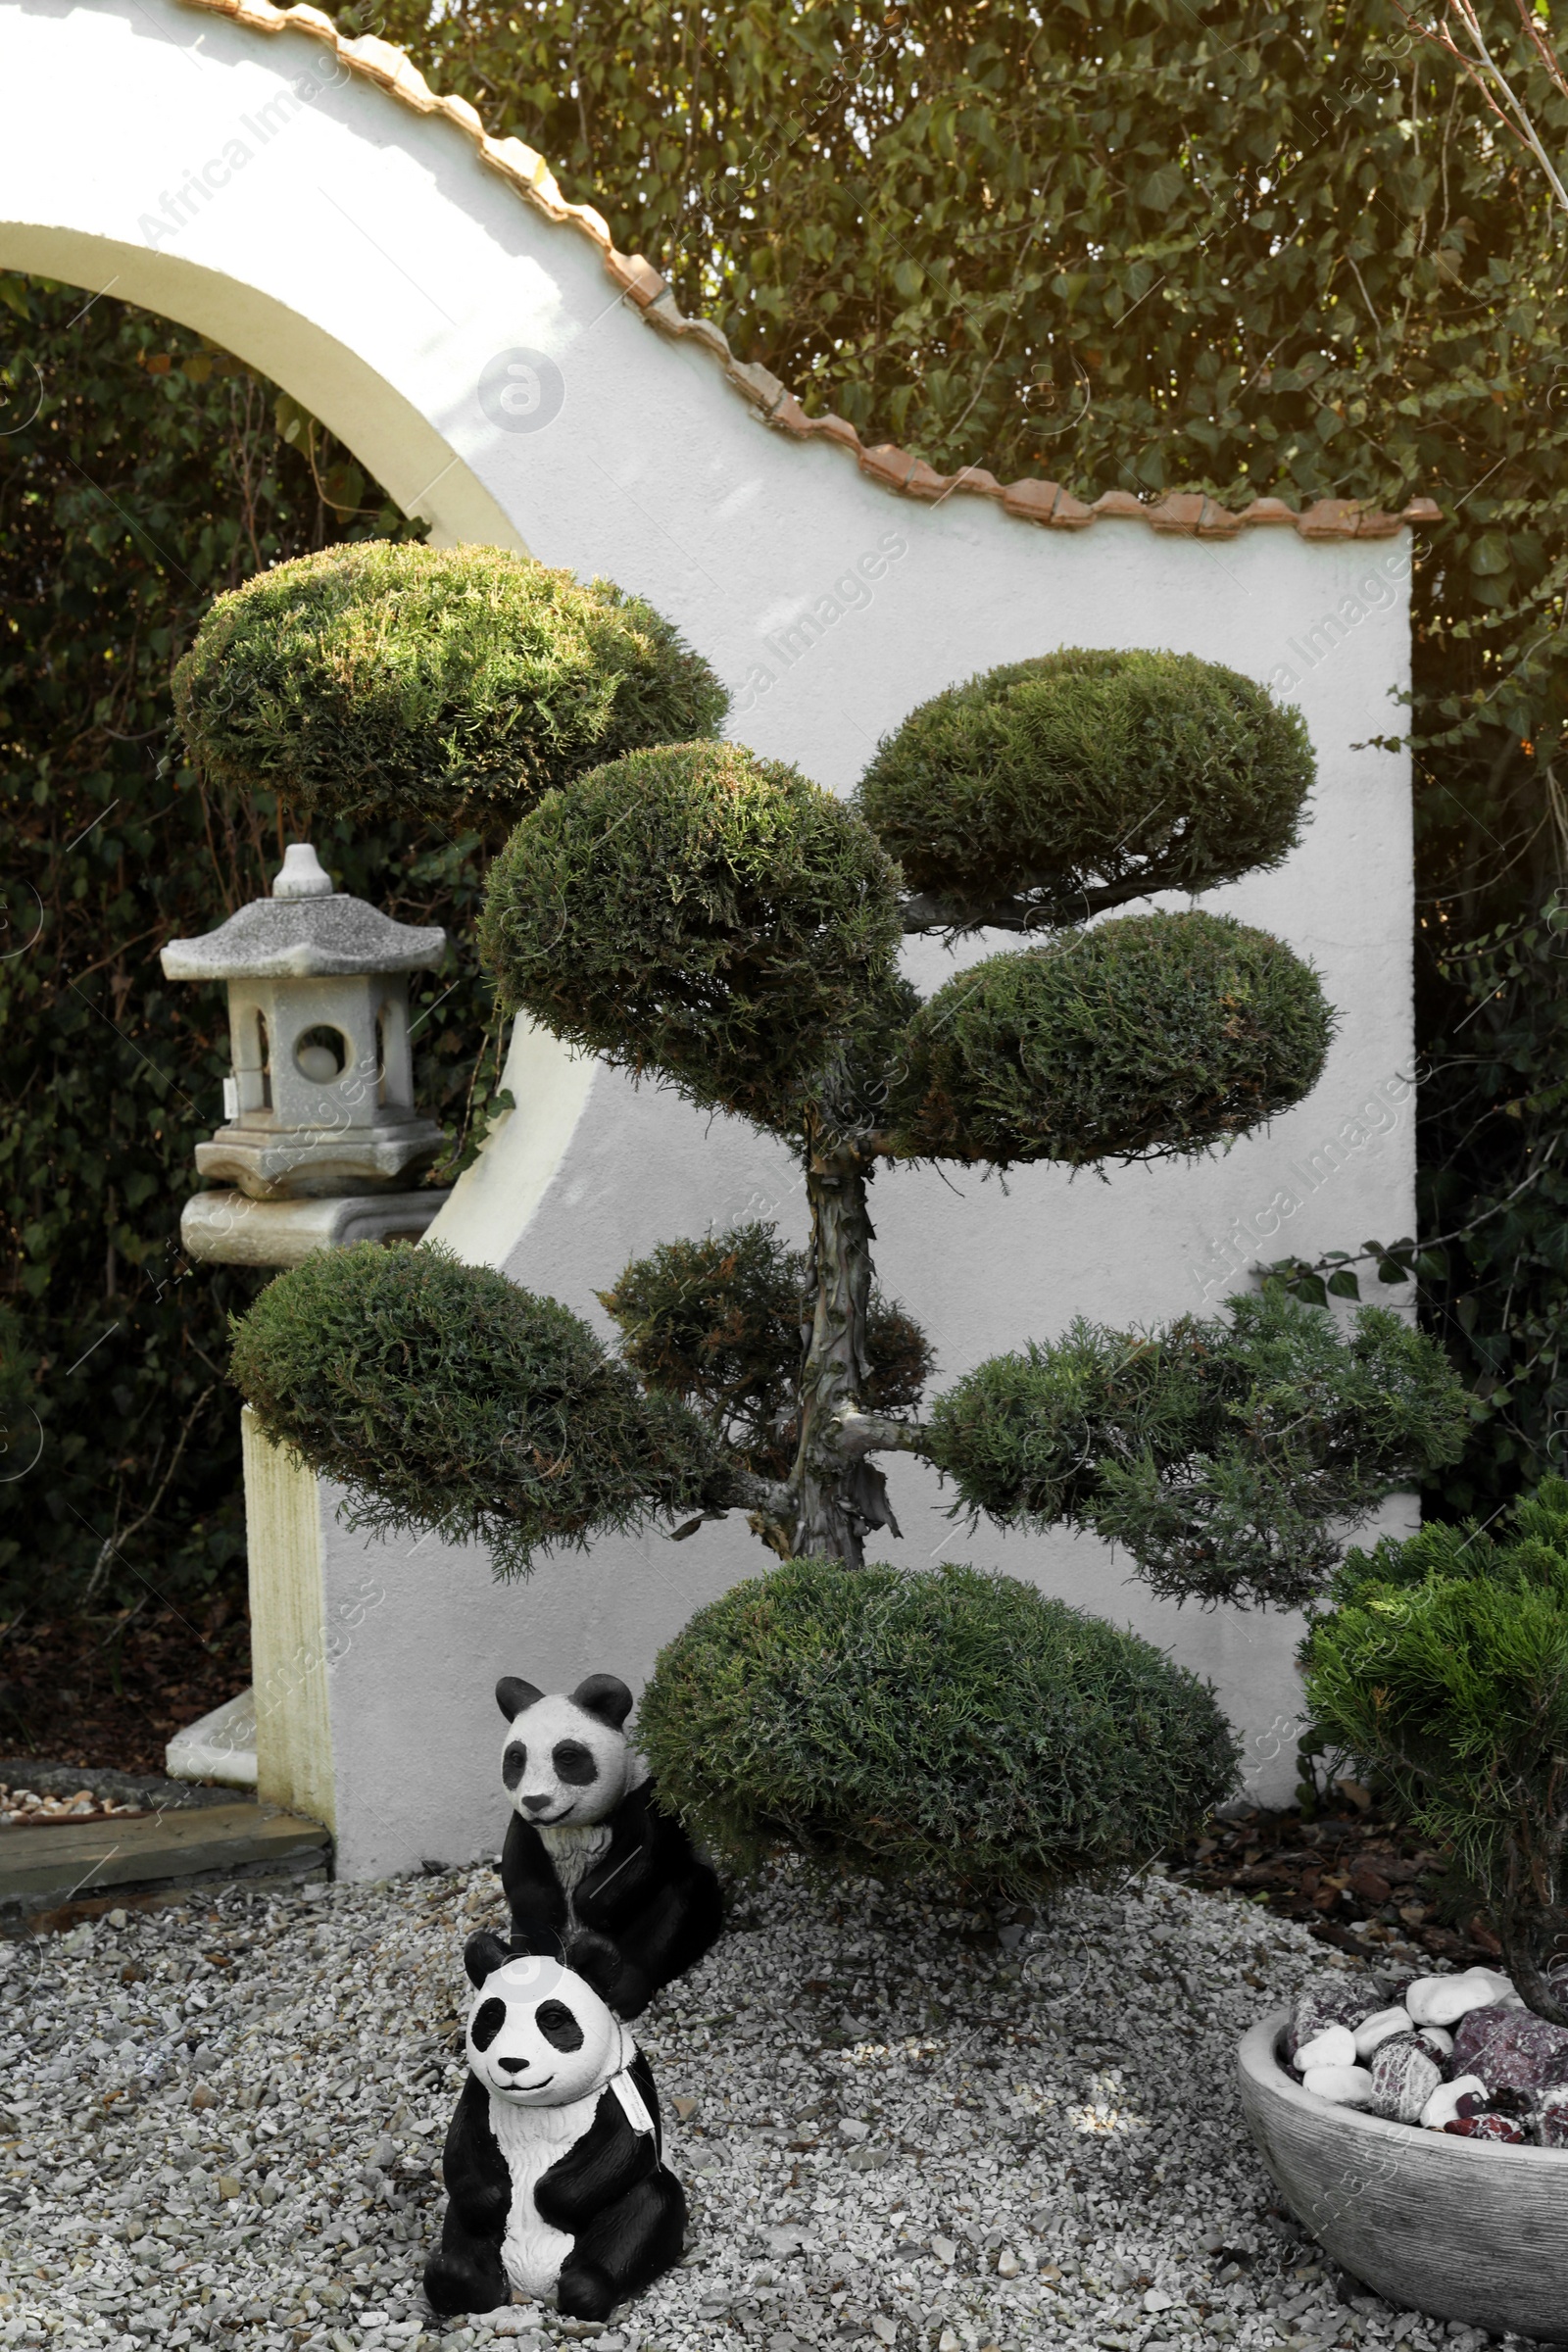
[422,2251,509,2317]
[557,2257,617,2323]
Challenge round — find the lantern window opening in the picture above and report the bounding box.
[295,1023,351,1085]
[256,1007,272,1113]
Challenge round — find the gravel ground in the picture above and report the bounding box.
[0,1857,1531,2352]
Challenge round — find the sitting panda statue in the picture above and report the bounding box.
[423,1928,686,2321]
[496,1673,722,2020]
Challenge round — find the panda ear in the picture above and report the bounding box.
[565,1928,622,2004]
[464,1930,512,1988]
[568,1674,633,1732]
[496,1676,544,1723]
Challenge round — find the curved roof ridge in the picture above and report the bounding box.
[176,0,1442,544]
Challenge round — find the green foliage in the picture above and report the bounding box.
[368,0,1568,1519]
[638,1556,1240,1897]
[598,1220,932,1479]
[478,741,905,1132]
[1303,1480,1568,2011]
[172,542,726,833]
[0,280,491,1622]
[228,1244,726,1578]
[887,912,1333,1168]
[927,1289,1470,1607]
[858,649,1312,925]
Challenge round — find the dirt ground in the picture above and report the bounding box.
[0,1590,250,1776]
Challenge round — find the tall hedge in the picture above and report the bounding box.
[0,286,492,1621]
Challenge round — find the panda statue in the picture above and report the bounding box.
[496,1673,722,2020]
[423,1928,687,2321]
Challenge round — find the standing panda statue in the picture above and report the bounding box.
[496,1673,722,2019]
[424,1929,686,2321]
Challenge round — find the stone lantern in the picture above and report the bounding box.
[162,843,452,1266]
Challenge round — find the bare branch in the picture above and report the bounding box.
[834,1408,932,1458]
[1386,1,1568,217]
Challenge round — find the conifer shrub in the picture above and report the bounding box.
[927,1290,1470,1607]
[1302,1481,1568,2021]
[478,741,906,1129]
[638,1556,1241,1898]
[172,542,727,827]
[857,649,1312,927]
[228,1242,728,1577]
[886,911,1334,1166]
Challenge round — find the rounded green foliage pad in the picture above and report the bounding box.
[479,740,905,1131]
[639,1556,1240,1900]
[227,1242,723,1577]
[926,1290,1470,1609]
[172,542,728,828]
[888,909,1334,1166]
[858,647,1312,924]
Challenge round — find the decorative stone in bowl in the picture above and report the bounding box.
[1238,2009,1568,2343]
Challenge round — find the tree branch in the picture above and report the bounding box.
[899,878,1158,936]
[834,1408,932,1458]
[1385,1,1568,219]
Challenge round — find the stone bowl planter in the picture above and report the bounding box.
[1238,2010,1568,2343]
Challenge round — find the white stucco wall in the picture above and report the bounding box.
[2,0,1422,1877]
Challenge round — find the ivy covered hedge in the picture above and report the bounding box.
[0,283,495,1623]
[638,1556,1241,1898]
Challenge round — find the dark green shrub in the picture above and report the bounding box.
[172,542,727,828]
[1302,1481,1568,2019]
[857,649,1312,926]
[228,1242,728,1577]
[887,910,1334,1167]
[638,1556,1241,1897]
[599,1221,932,1479]
[927,1290,1471,1607]
[478,741,905,1129]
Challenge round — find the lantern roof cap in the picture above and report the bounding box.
[160,845,446,981]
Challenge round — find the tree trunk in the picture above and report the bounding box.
[788,1122,895,1565]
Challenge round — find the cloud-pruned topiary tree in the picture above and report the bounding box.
[217,564,1464,1598]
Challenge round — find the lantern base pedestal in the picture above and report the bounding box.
[180,1187,451,1267]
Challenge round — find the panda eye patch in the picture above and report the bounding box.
[535,2000,585,2053]
[552,1740,599,1787]
[471,1997,508,2052]
[502,1742,527,1790]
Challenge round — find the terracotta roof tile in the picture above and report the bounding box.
[172,0,1444,547]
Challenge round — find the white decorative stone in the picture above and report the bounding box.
[1406,1973,1513,2030]
[1300,2063,1379,2109]
[1352,2006,1412,2060]
[1419,2076,1488,2132]
[1295,2025,1359,2072]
